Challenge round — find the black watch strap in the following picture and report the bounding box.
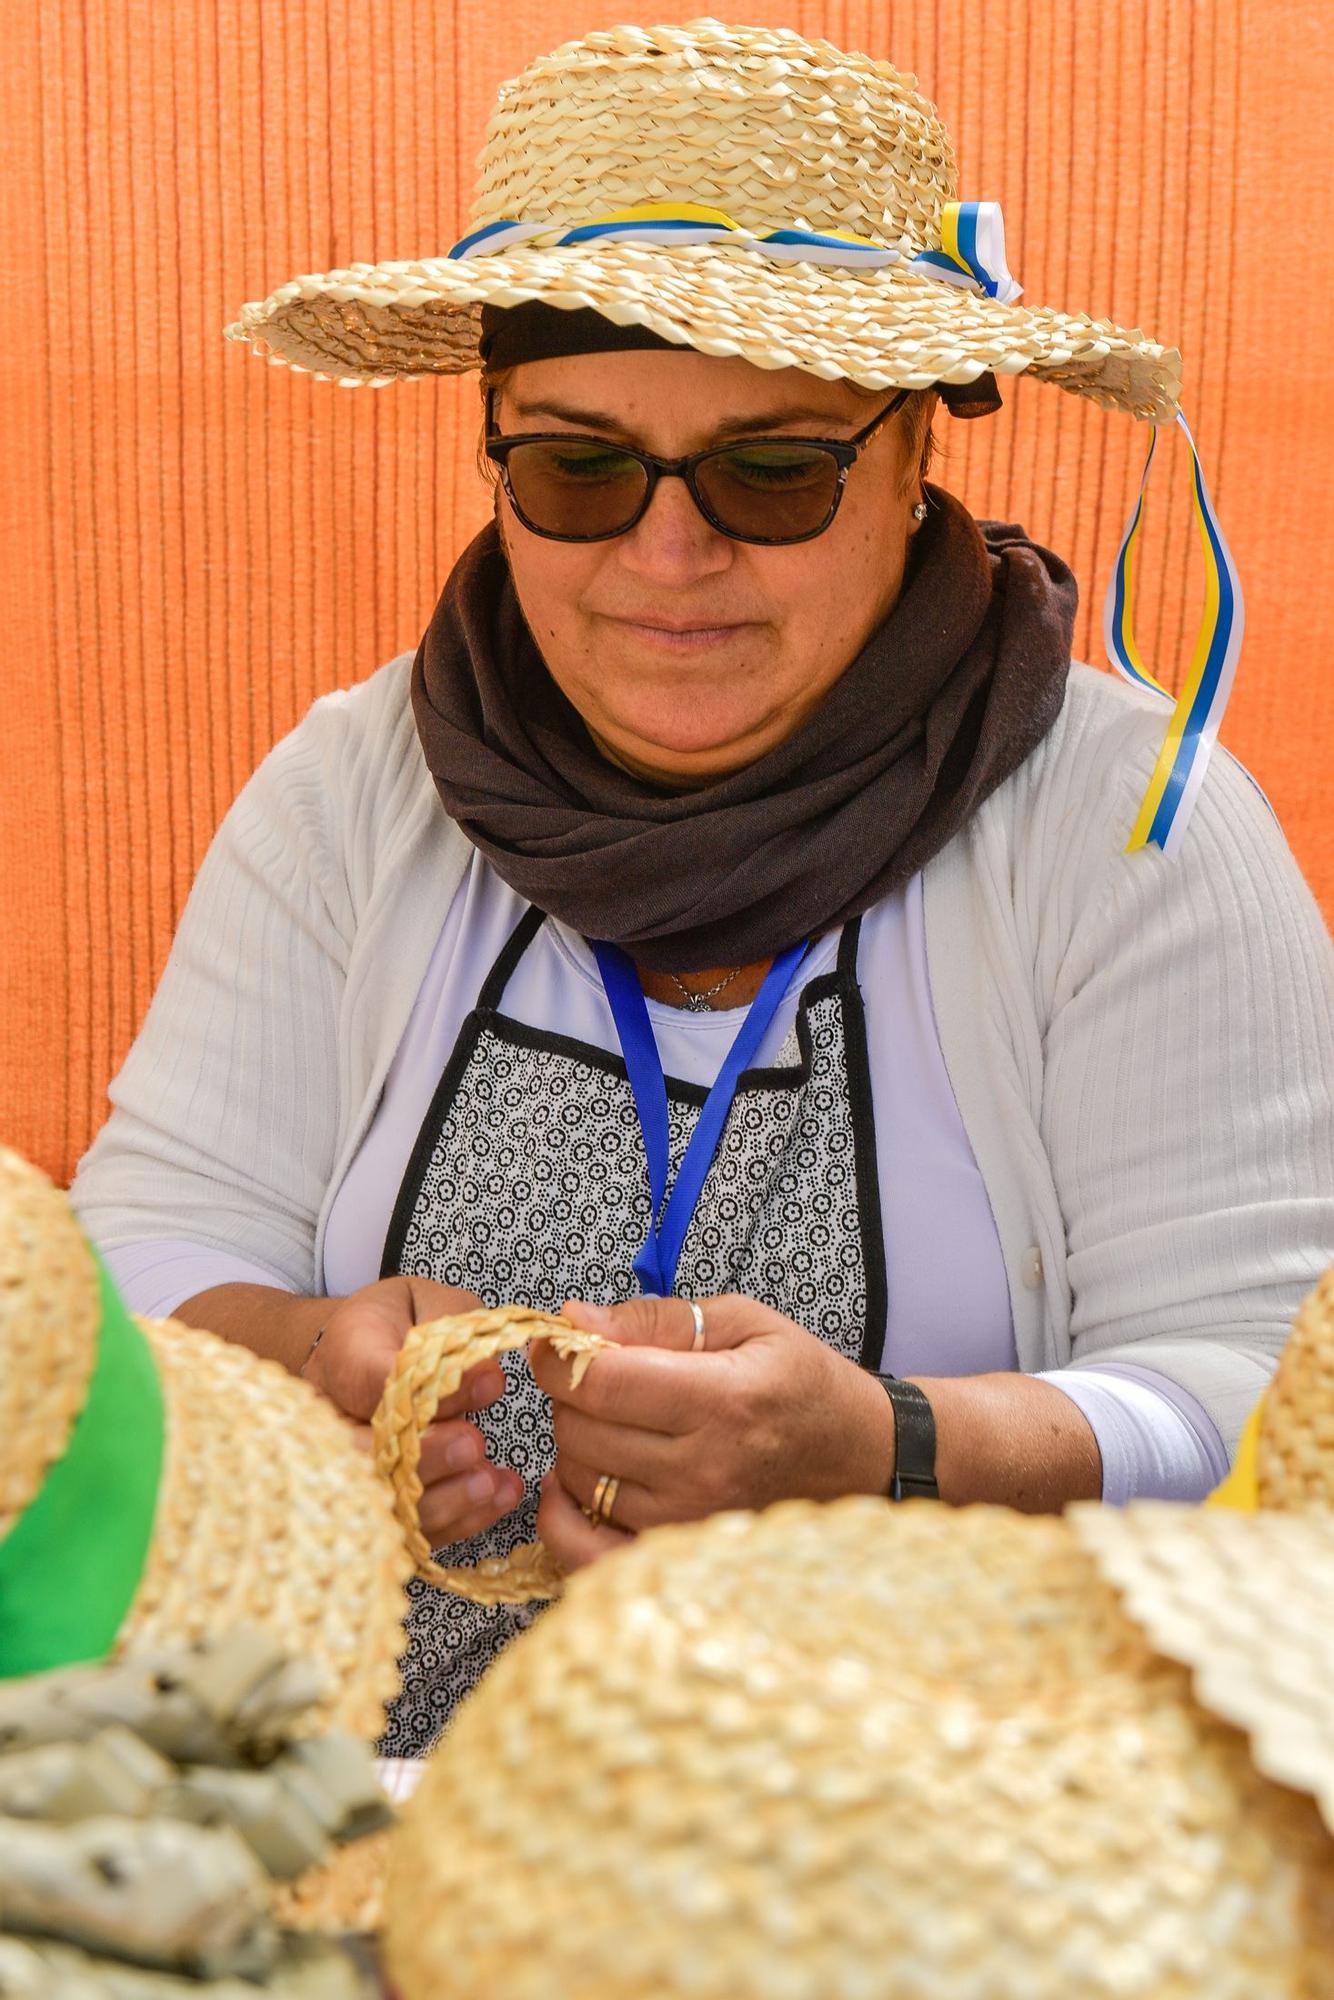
[872,1374,940,1501]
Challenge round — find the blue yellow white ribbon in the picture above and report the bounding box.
[907,201,1023,303]
[449,199,1024,289]
[1104,412,1246,856]
[449,202,899,270]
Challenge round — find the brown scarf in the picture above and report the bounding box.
[411,487,1076,971]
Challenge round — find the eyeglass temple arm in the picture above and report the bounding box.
[850,387,911,451]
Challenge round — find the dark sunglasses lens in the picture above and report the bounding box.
[695,443,841,540]
[504,440,648,538]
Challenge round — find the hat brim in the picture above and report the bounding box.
[225,238,1181,420]
[120,1316,412,1741]
[1072,1500,1334,1837]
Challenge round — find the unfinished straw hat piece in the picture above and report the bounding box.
[372,1307,607,1605]
[384,1265,1334,2000]
[224,18,1180,418]
[0,1148,412,1740]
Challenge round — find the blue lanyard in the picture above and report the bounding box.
[591,938,809,1297]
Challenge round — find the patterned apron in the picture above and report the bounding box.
[378,906,887,1753]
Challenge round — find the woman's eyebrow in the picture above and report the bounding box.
[506,397,855,438]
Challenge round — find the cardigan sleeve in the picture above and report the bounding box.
[69,689,361,1296]
[1036,711,1334,1456]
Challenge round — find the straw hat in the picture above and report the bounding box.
[0,1148,412,1739]
[382,1269,1334,2000]
[224,18,1180,420]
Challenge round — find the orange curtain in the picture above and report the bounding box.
[3,0,1332,1186]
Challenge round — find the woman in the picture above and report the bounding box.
[72,21,1333,1754]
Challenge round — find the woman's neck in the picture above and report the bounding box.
[634,956,775,1010]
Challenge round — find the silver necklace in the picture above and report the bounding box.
[666,965,745,1012]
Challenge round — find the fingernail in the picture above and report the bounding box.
[466,1470,495,1503]
[445,1435,478,1472]
[572,1301,610,1327]
[469,1374,500,1407]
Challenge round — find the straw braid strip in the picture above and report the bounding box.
[1259,1265,1334,1510]
[124,1320,413,1740]
[372,1307,606,1606]
[0,1147,101,1534]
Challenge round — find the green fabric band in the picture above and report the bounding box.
[0,1251,165,1677]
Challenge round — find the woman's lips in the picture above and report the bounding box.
[611,618,750,651]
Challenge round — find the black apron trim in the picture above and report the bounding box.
[477,904,546,1010]
[837,922,889,1366]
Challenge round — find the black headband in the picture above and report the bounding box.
[478,302,1001,418]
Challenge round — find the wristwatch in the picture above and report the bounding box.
[871,1374,939,1501]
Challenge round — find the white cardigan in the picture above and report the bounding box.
[71,654,1334,1454]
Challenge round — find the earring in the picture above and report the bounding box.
[912,501,928,522]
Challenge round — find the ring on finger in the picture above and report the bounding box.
[688,1300,706,1352]
[589,1472,621,1526]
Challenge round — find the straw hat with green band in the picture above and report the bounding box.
[0,1147,413,1739]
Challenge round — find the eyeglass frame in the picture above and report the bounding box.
[482,384,912,546]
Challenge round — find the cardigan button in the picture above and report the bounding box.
[1021,1246,1044,1291]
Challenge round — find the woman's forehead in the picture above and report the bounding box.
[502,349,870,434]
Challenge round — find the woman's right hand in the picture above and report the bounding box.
[300,1274,524,1547]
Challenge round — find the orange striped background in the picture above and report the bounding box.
[3,1,1332,1186]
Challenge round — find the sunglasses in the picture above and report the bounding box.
[483,387,910,546]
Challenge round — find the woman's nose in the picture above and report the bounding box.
[615,473,734,581]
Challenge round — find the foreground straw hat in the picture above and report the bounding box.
[224,17,1179,419]
[0,1149,412,1739]
[383,1270,1334,1999]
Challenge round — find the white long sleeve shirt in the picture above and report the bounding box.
[71,653,1334,1496]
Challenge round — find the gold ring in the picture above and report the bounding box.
[688,1301,706,1352]
[590,1473,620,1526]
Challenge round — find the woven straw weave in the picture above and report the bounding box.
[0,1151,412,1741]
[0,1147,101,1534]
[385,1500,1334,2000]
[1260,1265,1334,1509]
[1072,1502,1334,1836]
[384,1265,1334,1997]
[224,19,1180,418]
[124,1320,411,1739]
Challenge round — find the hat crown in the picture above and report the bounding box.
[469,18,957,255]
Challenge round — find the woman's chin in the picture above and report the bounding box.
[587,710,780,786]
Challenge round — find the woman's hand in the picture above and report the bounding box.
[302,1275,524,1546]
[531,1294,895,1572]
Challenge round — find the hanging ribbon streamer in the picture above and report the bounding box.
[1103,411,1247,856]
[907,201,1023,303]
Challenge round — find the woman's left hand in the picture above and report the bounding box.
[531,1294,896,1573]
